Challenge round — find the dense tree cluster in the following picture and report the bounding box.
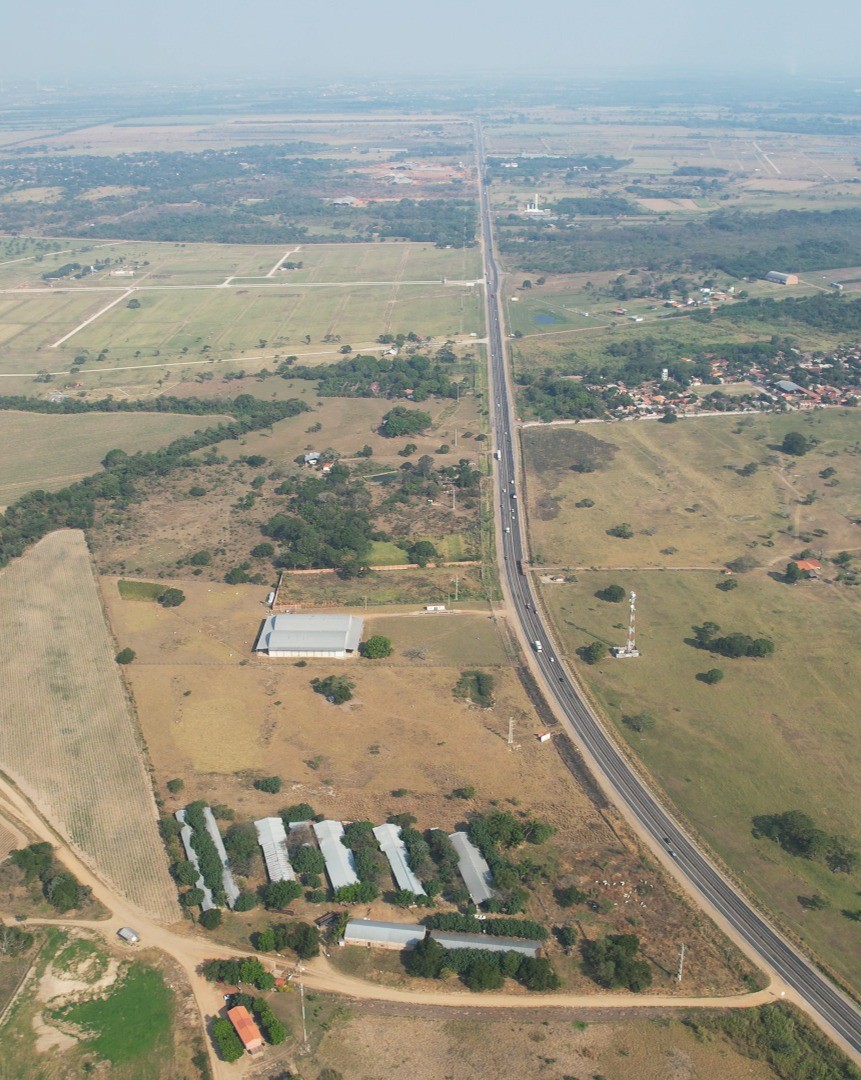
[201,956,275,990]
[692,622,775,659]
[280,351,461,401]
[10,843,90,913]
[422,913,548,940]
[752,811,859,874]
[406,935,559,992]
[581,933,652,992]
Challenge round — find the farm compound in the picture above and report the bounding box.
[449,830,495,904]
[254,613,363,658]
[343,919,426,950]
[254,817,296,882]
[373,823,426,896]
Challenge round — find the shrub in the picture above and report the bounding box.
[699,668,724,684]
[781,431,810,456]
[157,588,185,608]
[211,1017,244,1063]
[579,641,607,665]
[181,888,205,908]
[166,778,184,794]
[233,892,258,912]
[606,523,634,539]
[253,776,282,794]
[310,675,354,704]
[115,647,136,665]
[281,802,315,823]
[622,711,655,732]
[188,550,211,566]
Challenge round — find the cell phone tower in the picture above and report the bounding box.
[612,591,640,658]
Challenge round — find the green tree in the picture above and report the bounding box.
[173,860,199,887]
[464,956,504,991]
[606,523,634,539]
[181,888,205,907]
[166,778,184,794]
[253,776,282,794]
[597,584,626,603]
[361,635,393,659]
[381,406,432,438]
[781,431,810,456]
[408,540,438,566]
[188,549,211,566]
[310,675,354,704]
[700,668,724,684]
[199,909,222,930]
[263,879,302,910]
[785,561,804,584]
[115,648,136,665]
[407,936,447,979]
[580,641,607,664]
[211,1017,244,1063]
[158,588,186,608]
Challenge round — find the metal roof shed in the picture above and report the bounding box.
[254,817,296,882]
[449,831,494,905]
[174,810,215,912]
[254,613,364,658]
[203,806,241,909]
[373,823,425,896]
[429,930,542,957]
[313,820,359,891]
[343,919,426,950]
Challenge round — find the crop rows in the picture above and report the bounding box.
[0,530,179,923]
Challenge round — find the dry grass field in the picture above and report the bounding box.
[102,575,758,997]
[0,410,228,506]
[523,411,861,569]
[311,1011,779,1080]
[0,531,178,923]
[522,411,861,992]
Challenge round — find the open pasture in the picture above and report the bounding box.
[522,411,861,570]
[0,280,483,379]
[0,530,179,923]
[0,410,227,506]
[540,567,861,993]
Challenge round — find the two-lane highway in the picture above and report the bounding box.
[474,120,861,1063]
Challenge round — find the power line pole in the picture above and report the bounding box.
[299,978,310,1052]
[676,943,685,984]
[507,716,515,745]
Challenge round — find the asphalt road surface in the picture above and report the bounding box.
[474,121,861,1062]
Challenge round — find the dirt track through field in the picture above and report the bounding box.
[0,530,179,924]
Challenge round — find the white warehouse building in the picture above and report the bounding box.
[254,613,364,658]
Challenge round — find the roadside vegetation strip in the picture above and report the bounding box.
[0,529,179,923]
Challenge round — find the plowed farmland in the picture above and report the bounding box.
[0,530,178,924]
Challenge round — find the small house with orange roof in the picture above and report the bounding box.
[227,1005,264,1054]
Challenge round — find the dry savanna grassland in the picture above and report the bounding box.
[0,530,178,923]
[0,409,228,506]
[103,573,760,997]
[88,389,486,597]
[522,409,861,993]
[0,926,203,1079]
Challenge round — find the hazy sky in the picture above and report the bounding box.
[7,0,861,85]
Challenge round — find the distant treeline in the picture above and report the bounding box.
[500,207,861,277]
[704,294,861,334]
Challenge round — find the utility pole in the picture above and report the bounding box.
[453,575,459,601]
[452,487,457,512]
[454,428,458,447]
[299,978,310,1053]
[507,716,515,745]
[676,943,685,983]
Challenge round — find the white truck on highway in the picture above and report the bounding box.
[494,449,502,460]
[533,640,543,653]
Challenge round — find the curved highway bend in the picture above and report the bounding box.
[474,122,861,1062]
